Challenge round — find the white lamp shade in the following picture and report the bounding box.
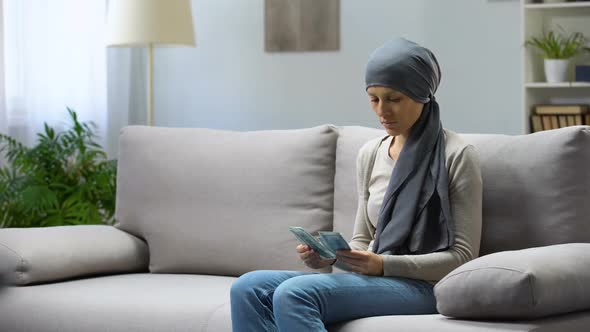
[106,0,195,47]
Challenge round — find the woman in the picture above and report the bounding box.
[230,37,482,331]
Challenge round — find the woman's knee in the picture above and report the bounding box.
[272,276,319,310]
[231,270,269,298]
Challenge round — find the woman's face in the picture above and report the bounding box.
[367,86,424,137]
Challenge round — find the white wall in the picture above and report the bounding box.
[153,0,522,134]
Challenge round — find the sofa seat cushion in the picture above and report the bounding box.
[2,273,590,332]
[328,311,590,332]
[0,273,235,332]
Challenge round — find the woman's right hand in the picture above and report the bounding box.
[296,244,336,269]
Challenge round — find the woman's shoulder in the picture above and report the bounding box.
[443,128,480,173]
[443,129,474,155]
[358,135,389,161]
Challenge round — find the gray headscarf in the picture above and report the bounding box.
[365,38,454,255]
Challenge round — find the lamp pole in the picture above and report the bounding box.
[106,0,196,128]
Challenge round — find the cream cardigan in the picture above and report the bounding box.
[348,129,483,284]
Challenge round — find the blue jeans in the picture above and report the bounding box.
[230,270,437,332]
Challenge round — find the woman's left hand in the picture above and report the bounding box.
[335,250,384,276]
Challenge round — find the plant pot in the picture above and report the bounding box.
[544,59,570,83]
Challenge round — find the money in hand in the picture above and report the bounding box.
[289,226,336,260]
[318,231,351,251]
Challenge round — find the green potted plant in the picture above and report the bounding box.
[525,27,587,83]
[0,108,117,228]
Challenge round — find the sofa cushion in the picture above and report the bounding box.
[2,273,589,332]
[329,311,590,332]
[0,274,235,332]
[461,126,590,255]
[434,243,590,319]
[115,125,338,276]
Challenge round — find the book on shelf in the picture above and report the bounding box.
[530,104,590,133]
[540,115,551,131]
[557,116,567,128]
[534,104,589,115]
[550,115,559,130]
[531,115,543,133]
[567,115,575,127]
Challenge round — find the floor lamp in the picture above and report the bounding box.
[106,0,195,126]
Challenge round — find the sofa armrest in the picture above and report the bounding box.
[0,225,149,286]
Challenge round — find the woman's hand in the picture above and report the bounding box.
[296,244,336,269]
[336,250,384,276]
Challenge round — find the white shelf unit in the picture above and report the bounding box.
[522,0,590,133]
[525,2,590,9]
[525,82,590,88]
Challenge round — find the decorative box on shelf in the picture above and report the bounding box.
[575,65,590,82]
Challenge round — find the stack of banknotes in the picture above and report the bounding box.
[289,226,351,260]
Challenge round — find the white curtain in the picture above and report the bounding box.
[1,0,148,161]
[106,47,147,158]
[1,0,108,151]
[0,0,6,138]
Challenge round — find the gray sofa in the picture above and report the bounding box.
[1,124,590,331]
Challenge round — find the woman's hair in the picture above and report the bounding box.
[365,38,441,104]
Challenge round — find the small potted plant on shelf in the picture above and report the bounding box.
[525,27,587,83]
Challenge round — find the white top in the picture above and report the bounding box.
[366,135,396,251]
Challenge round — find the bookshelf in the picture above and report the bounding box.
[525,82,590,88]
[525,2,590,9]
[522,0,590,133]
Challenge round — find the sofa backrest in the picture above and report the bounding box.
[334,125,590,256]
[115,125,338,276]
